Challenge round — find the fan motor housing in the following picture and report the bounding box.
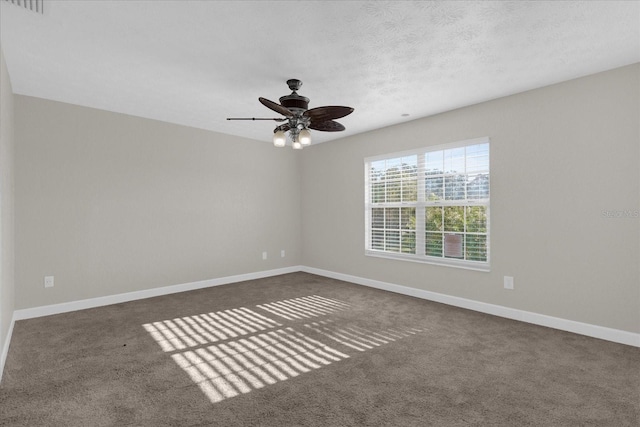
[279,93,309,113]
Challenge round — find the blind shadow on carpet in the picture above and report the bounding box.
[142,294,422,404]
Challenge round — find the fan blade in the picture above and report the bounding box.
[309,120,346,132]
[304,106,353,122]
[259,97,294,117]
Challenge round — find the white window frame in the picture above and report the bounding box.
[364,137,490,272]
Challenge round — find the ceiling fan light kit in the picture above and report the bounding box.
[273,130,287,147]
[227,79,353,149]
[299,128,311,145]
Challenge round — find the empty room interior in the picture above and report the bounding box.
[0,1,639,426]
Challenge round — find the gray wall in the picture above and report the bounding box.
[0,44,16,361]
[15,97,301,309]
[10,64,640,336]
[301,64,640,334]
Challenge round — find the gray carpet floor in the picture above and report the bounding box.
[1,272,638,426]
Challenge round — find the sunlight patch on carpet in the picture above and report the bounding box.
[256,295,350,320]
[142,308,282,352]
[305,319,422,352]
[170,327,349,403]
[143,295,423,404]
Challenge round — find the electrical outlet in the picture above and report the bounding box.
[281,250,285,258]
[504,276,514,290]
[44,276,54,288]
[262,251,267,260]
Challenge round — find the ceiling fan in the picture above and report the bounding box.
[227,79,354,149]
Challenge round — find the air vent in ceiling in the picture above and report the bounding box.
[2,0,44,14]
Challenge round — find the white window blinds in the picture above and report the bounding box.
[365,137,490,271]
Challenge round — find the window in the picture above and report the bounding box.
[365,138,490,271]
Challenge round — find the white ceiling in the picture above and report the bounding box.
[1,1,639,145]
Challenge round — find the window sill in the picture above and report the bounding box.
[365,250,490,272]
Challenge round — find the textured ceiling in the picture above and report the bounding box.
[1,1,639,146]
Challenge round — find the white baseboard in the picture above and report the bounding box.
[0,316,15,383]
[301,266,640,348]
[6,264,639,352]
[13,266,302,321]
